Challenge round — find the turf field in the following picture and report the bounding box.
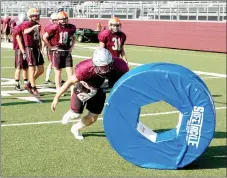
[1,42,226,177]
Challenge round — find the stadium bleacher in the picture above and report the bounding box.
[1,1,226,21]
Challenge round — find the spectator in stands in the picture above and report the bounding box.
[20,8,44,98]
[13,13,29,91]
[42,11,76,95]
[51,48,129,140]
[98,17,127,63]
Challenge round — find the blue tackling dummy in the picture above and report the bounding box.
[104,63,216,169]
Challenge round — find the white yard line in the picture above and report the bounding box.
[1,106,226,127]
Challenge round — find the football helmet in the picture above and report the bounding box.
[56,11,68,25]
[17,13,28,25]
[27,8,40,22]
[92,48,113,75]
[50,12,58,23]
[3,14,8,19]
[108,17,121,33]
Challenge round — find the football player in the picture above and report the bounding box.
[43,11,76,95]
[98,17,127,63]
[2,15,11,42]
[42,12,58,85]
[20,8,44,97]
[13,13,29,91]
[51,48,129,140]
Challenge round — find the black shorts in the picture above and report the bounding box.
[25,47,44,66]
[52,51,73,69]
[15,49,28,69]
[70,83,106,114]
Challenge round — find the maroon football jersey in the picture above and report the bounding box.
[75,57,129,88]
[20,21,41,48]
[12,24,24,50]
[45,23,76,50]
[10,21,16,29]
[2,17,11,30]
[98,29,127,57]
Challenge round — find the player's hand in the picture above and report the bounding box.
[33,24,41,30]
[51,98,59,112]
[22,53,26,60]
[51,46,58,51]
[69,47,73,53]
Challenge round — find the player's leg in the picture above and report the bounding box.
[71,89,106,140]
[22,59,29,88]
[14,49,21,91]
[52,51,63,92]
[62,86,86,140]
[14,68,21,91]
[65,53,74,96]
[44,49,54,84]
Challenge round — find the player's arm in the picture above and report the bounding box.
[69,35,76,52]
[4,23,8,32]
[43,32,53,49]
[51,75,78,111]
[99,41,105,48]
[16,34,25,53]
[41,37,46,53]
[23,24,40,34]
[121,45,127,63]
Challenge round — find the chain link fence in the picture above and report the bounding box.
[1,1,226,21]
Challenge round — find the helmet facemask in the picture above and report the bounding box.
[30,15,40,22]
[58,17,68,26]
[108,17,121,33]
[109,23,121,33]
[95,62,113,76]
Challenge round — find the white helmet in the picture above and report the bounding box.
[17,13,27,24]
[3,14,8,19]
[92,48,113,75]
[50,12,57,22]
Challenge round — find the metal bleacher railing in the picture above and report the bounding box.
[1,1,226,22]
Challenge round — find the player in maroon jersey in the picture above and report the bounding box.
[13,13,29,91]
[43,11,76,95]
[1,18,3,33]
[51,48,129,140]
[9,17,17,42]
[98,17,128,63]
[42,12,58,85]
[2,15,11,42]
[20,8,44,97]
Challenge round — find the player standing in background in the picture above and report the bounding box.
[10,17,16,42]
[20,8,44,97]
[13,13,29,91]
[98,17,128,63]
[2,15,11,42]
[51,48,129,140]
[42,12,58,85]
[43,11,76,95]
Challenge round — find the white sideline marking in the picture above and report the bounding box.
[71,54,227,78]
[1,106,226,127]
[1,43,226,78]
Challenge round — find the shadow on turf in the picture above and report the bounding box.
[83,131,106,138]
[212,94,222,97]
[182,145,226,169]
